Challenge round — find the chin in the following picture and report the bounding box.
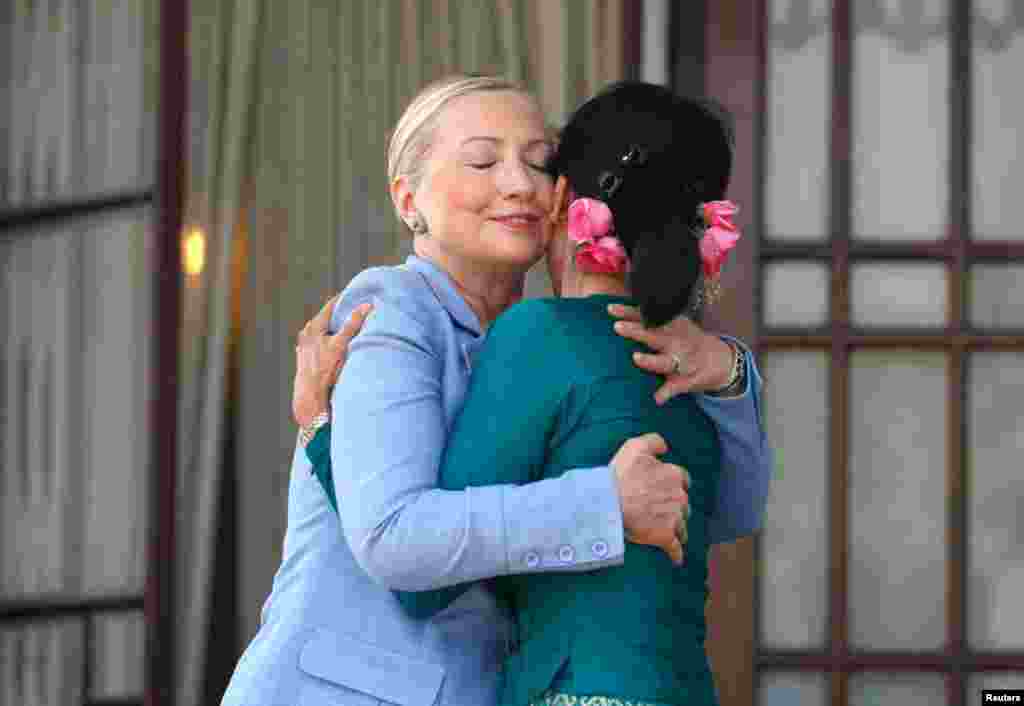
[480,233,545,270]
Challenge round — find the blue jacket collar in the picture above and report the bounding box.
[404,255,484,336]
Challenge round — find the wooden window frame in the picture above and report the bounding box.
[684,1,1024,705]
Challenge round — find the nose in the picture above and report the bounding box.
[495,158,537,199]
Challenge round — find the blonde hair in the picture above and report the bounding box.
[387,75,538,225]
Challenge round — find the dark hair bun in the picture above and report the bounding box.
[551,81,735,326]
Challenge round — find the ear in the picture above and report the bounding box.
[549,175,571,226]
[390,175,417,224]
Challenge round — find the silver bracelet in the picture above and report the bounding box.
[709,342,744,396]
[299,411,330,448]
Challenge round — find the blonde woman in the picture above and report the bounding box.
[223,76,769,706]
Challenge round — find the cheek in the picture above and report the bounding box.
[437,171,492,215]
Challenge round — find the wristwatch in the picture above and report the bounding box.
[299,411,330,448]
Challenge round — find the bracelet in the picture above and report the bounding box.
[299,411,330,448]
[710,341,744,396]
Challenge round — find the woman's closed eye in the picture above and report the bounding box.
[466,159,549,172]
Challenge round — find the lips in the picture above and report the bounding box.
[491,213,542,230]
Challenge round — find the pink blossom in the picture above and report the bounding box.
[568,197,614,245]
[575,236,627,274]
[698,200,741,278]
[699,226,741,278]
[701,200,738,230]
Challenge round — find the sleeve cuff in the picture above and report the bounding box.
[500,465,626,574]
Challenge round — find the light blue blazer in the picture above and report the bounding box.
[220,255,770,706]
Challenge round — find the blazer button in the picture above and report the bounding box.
[591,540,609,558]
[524,551,541,568]
[558,545,575,563]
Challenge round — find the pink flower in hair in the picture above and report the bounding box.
[576,236,627,274]
[701,200,738,230]
[568,197,614,245]
[698,200,741,278]
[567,196,627,275]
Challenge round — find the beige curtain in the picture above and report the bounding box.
[228,0,627,661]
[178,1,263,705]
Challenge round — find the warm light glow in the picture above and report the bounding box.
[183,227,206,276]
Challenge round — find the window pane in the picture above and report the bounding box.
[765,0,831,241]
[1,0,155,208]
[0,622,84,706]
[760,672,828,706]
[849,673,946,706]
[968,353,1024,649]
[763,262,830,328]
[969,673,1024,697]
[78,206,153,596]
[1,224,81,598]
[92,614,144,700]
[972,0,1024,241]
[970,265,1024,329]
[852,2,949,240]
[849,352,947,650]
[850,263,947,328]
[0,207,153,600]
[760,353,829,648]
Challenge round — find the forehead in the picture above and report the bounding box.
[432,90,547,147]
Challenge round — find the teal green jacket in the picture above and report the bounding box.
[308,295,723,704]
[399,295,721,705]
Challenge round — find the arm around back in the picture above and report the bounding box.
[327,270,625,591]
[696,338,772,544]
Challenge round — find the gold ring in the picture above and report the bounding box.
[671,353,684,376]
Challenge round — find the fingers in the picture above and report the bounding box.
[311,293,340,332]
[654,377,694,405]
[330,302,373,350]
[665,537,684,566]
[607,303,642,322]
[632,351,678,377]
[297,293,340,346]
[629,432,668,456]
[613,320,664,351]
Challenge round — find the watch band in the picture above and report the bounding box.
[299,411,330,448]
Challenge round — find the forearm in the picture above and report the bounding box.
[339,458,626,591]
[696,340,772,543]
[331,294,628,591]
[391,465,624,617]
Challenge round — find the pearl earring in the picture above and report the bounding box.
[407,214,428,236]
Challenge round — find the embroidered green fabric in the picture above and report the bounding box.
[529,691,673,706]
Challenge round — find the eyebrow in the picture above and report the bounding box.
[458,136,552,149]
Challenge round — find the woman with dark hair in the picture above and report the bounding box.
[391,81,743,705]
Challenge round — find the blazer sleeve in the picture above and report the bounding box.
[328,271,625,592]
[394,300,567,617]
[695,337,773,544]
